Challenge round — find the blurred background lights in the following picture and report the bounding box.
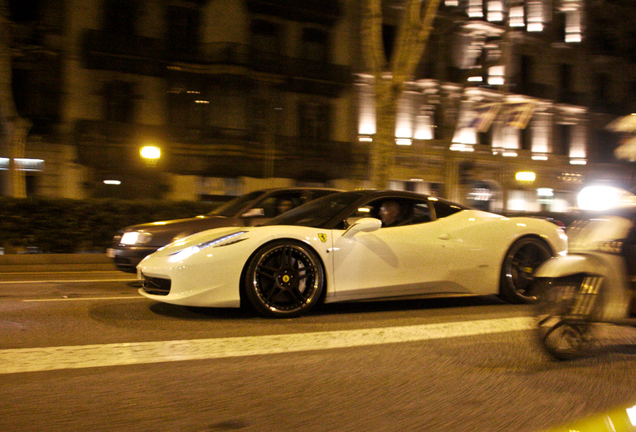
[537,188,553,197]
[577,186,636,211]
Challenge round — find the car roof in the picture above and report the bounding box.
[265,188,469,229]
[251,187,342,193]
[341,189,468,207]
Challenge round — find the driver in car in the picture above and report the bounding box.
[379,201,403,227]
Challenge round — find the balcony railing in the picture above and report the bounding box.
[246,0,342,26]
[82,30,351,85]
[73,119,360,179]
[82,30,164,76]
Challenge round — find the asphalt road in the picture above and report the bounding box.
[1,256,636,432]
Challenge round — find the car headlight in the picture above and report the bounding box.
[168,231,247,262]
[120,232,152,245]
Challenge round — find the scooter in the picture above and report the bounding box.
[534,205,636,360]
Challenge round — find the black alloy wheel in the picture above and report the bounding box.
[244,240,325,318]
[499,237,553,304]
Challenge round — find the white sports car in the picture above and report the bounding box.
[138,190,567,317]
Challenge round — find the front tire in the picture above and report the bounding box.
[499,237,553,304]
[243,240,325,318]
[534,277,593,360]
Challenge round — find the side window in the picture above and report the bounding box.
[343,204,379,228]
[352,198,431,228]
[431,200,463,219]
[259,193,303,218]
[309,189,337,201]
[411,203,432,224]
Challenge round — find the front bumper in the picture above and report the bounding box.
[107,246,158,273]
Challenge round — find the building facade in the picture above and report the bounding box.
[354,0,636,212]
[3,0,361,200]
[3,0,636,210]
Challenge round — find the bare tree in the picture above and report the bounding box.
[0,0,30,198]
[360,0,442,188]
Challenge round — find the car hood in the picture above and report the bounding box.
[122,215,245,247]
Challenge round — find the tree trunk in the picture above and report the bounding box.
[371,79,398,188]
[0,0,29,198]
[362,0,442,189]
[7,118,31,198]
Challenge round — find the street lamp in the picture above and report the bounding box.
[515,171,536,183]
[140,145,161,167]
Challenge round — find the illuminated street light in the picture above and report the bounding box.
[140,145,161,166]
[515,171,536,182]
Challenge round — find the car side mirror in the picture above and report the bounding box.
[242,208,265,218]
[342,217,382,238]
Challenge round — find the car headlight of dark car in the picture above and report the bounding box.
[119,232,153,246]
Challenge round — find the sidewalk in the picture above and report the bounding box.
[0,253,114,273]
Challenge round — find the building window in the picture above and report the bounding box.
[527,1,544,32]
[555,124,571,156]
[103,0,138,35]
[558,63,573,104]
[167,6,200,55]
[520,124,532,151]
[468,0,483,18]
[167,78,205,131]
[510,5,525,27]
[104,81,134,123]
[12,65,61,135]
[593,72,610,110]
[488,65,505,86]
[487,0,504,22]
[565,10,582,43]
[478,128,493,147]
[301,28,329,63]
[299,101,331,142]
[251,19,282,56]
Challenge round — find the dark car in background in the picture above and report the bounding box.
[107,187,340,273]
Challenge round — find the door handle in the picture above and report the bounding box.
[439,234,450,240]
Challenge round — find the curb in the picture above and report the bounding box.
[0,253,114,273]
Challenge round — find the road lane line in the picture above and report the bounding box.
[0,279,137,285]
[0,316,535,375]
[22,296,145,302]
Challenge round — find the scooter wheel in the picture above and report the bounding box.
[536,317,590,360]
[534,278,592,360]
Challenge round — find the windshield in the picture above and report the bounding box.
[207,190,265,217]
[265,191,365,228]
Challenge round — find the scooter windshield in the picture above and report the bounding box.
[567,215,633,253]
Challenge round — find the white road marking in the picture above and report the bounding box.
[0,317,535,375]
[22,296,145,302]
[0,279,137,285]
